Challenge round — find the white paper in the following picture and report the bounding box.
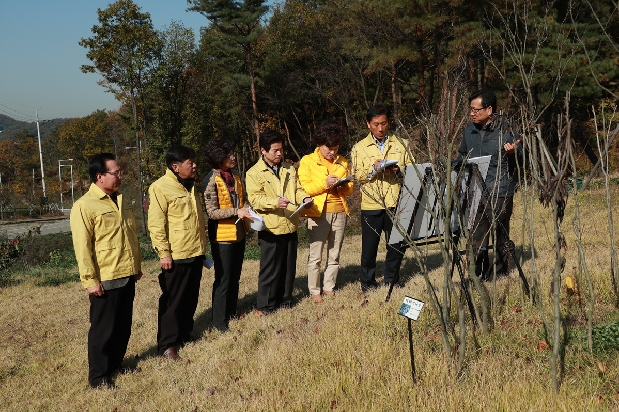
[247,207,266,231]
[374,159,398,175]
[327,175,353,189]
[289,198,314,218]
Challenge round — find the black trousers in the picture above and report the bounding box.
[88,277,135,387]
[472,196,513,278]
[360,209,407,290]
[157,258,203,354]
[257,231,298,312]
[211,239,246,331]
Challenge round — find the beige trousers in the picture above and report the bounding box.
[307,212,347,295]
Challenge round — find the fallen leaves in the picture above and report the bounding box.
[537,341,550,352]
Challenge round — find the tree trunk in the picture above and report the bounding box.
[130,90,147,235]
[247,45,261,152]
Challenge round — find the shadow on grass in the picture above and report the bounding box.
[131,243,537,363]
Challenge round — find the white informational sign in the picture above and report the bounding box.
[389,163,458,244]
[398,296,425,321]
[460,155,491,231]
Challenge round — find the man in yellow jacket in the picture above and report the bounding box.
[246,129,312,315]
[148,145,207,360]
[70,153,143,388]
[351,104,413,291]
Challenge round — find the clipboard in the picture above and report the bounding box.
[289,198,314,218]
[375,159,398,172]
[327,175,353,189]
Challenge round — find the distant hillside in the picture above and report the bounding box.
[0,114,68,140]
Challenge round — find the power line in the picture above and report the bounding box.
[0,96,37,110]
[0,107,36,123]
[0,104,37,121]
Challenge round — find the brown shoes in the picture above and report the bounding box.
[162,346,180,361]
[310,294,324,304]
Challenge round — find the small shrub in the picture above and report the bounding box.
[0,233,20,271]
[13,232,75,270]
[36,271,78,287]
[45,249,77,269]
[591,320,619,354]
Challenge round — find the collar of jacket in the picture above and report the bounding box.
[260,156,287,171]
[473,121,495,133]
[164,169,195,192]
[363,132,396,147]
[89,182,118,201]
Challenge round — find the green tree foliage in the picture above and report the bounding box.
[188,0,269,150]
[79,0,163,233]
[143,21,198,177]
[79,0,162,103]
[0,131,39,200]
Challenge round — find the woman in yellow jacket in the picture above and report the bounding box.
[298,124,354,304]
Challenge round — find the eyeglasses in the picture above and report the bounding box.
[469,106,487,114]
[104,169,122,177]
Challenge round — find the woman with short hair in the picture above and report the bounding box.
[201,140,252,331]
[298,124,354,304]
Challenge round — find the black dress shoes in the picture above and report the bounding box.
[89,376,116,389]
[162,346,181,361]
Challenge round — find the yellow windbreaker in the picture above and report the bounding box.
[147,169,207,260]
[70,183,142,289]
[351,133,413,210]
[245,158,309,235]
[297,148,353,218]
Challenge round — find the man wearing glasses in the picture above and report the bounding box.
[70,153,143,388]
[148,145,207,360]
[457,89,522,280]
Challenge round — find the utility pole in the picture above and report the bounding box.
[35,109,47,202]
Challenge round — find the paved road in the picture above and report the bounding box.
[0,217,71,238]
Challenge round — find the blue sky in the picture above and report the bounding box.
[0,1,222,121]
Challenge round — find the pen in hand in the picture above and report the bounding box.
[277,195,296,206]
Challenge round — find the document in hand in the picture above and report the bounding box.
[327,175,354,189]
[248,207,266,231]
[289,198,314,218]
[375,159,398,173]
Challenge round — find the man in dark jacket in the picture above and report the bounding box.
[457,89,522,280]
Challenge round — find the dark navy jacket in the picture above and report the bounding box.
[456,122,522,198]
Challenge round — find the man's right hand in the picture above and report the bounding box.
[86,283,104,296]
[277,196,291,208]
[160,256,173,270]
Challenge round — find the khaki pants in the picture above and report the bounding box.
[307,212,347,295]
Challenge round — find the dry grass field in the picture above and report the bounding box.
[1,186,618,411]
